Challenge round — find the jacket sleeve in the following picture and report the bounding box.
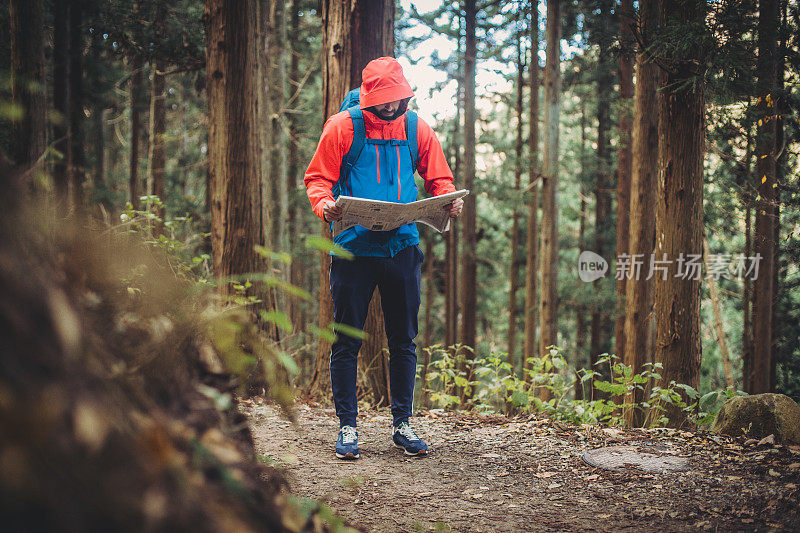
[416,116,456,196]
[304,113,353,220]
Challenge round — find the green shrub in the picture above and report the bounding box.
[419,346,745,428]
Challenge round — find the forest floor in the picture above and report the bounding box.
[246,399,800,532]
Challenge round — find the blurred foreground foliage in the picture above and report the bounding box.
[0,191,352,532]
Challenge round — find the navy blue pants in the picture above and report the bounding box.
[329,244,423,428]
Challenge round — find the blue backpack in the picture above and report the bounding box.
[336,88,419,197]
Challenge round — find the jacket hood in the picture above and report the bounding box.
[359,57,415,109]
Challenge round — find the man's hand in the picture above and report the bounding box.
[323,199,342,222]
[444,197,464,218]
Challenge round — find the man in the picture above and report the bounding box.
[305,57,463,459]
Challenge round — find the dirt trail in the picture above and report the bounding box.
[246,401,800,532]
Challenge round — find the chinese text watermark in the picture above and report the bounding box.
[578,251,761,283]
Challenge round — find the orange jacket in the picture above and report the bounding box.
[304,58,456,220]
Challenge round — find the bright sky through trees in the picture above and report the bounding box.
[399,0,581,125]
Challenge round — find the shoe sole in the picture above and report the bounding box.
[394,443,428,457]
[335,452,360,459]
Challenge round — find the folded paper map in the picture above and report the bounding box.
[332,189,470,236]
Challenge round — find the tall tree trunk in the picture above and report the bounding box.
[270,0,289,259]
[68,0,85,208]
[445,140,460,349]
[770,168,780,392]
[523,0,540,375]
[507,33,525,364]
[742,196,752,387]
[147,59,167,234]
[771,0,787,392]
[575,104,588,400]
[9,0,47,187]
[263,0,289,329]
[52,0,70,203]
[445,25,463,351]
[750,0,778,394]
[539,0,561,398]
[704,238,734,389]
[350,0,395,84]
[205,0,269,307]
[93,110,105,193]
[309,0,395,400]
[614,0,634,363]
[177,80,188,197]
[590,1,613,371]
[129,57,144,211]
[309,0,350,398]
[740,129,754,390]
[446,220,459,346]
[254,0,278,339]
[460,0,478,360]
[647,0,705,428]
[89,30,106,196]
[287,0,304,332]
[456,0,477,402]
[623,0,659,427]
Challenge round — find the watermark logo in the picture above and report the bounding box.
[577,252,762,282]
[578,250,608,282]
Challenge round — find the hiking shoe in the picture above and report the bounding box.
[392,421,428,456]
[335,426,359,459]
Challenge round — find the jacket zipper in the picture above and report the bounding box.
[374,145,380,184]
[396,145,401,200]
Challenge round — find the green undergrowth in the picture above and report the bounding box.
[419,345,746,429]
[119,200,362,387]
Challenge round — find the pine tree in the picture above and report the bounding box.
[460,0,478,359]
[507,14,526,363]
[128,57,144,211]
[523,0,540,374]
[53,0,70,203]
[147,58,166,233]
[69,0,86,207]
[9,0,47,184]
[622,0,659,427]
[647,0,706,427]
[614,0,634,362]
[539,0,561,386]
[749,0,779,394]
[204,0,271,312]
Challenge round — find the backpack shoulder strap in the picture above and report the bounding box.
[405,110,419,173]
[338,106,365,196]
